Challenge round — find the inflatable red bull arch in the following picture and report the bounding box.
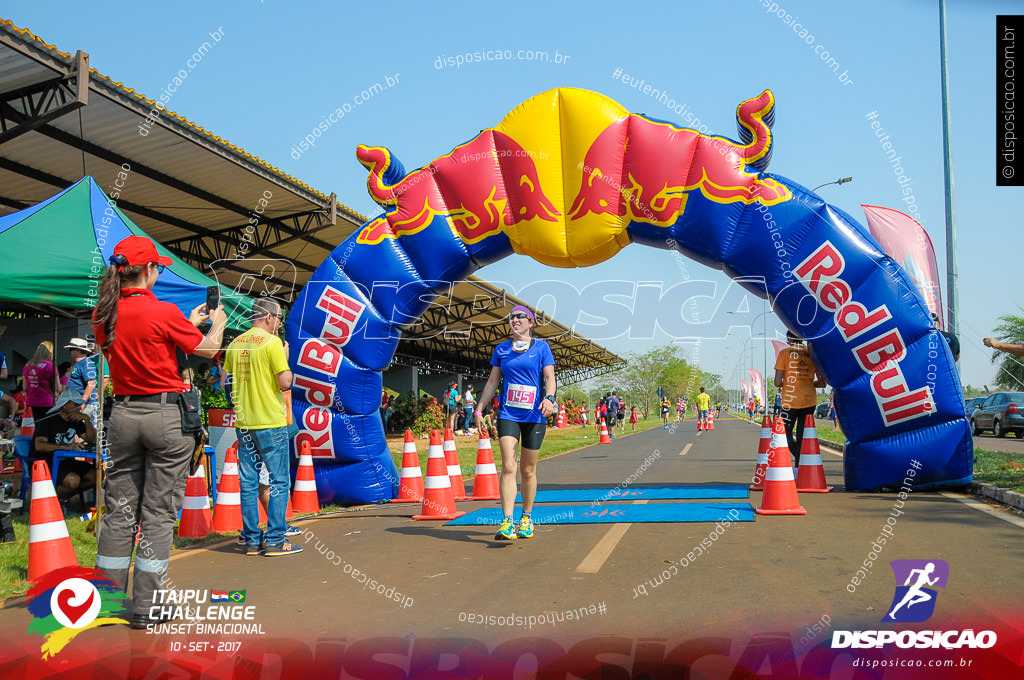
[286,87,971,503]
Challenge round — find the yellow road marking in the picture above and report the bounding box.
[575,500,649,574]
[679,443,693,456]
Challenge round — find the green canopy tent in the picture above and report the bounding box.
[0,176,254,326]
[0,176,256,532]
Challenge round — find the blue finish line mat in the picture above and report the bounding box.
[445,503,755,526]
[514,486,749,503]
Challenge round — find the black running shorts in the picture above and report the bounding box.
[497,419,547,450]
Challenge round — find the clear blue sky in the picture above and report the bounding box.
[3,0,1017,393]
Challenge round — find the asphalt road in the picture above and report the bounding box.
[971,433,1024,454]
[4,414,1022,673]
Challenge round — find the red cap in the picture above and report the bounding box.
[112,235,173,268]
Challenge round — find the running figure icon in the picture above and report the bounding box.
[887,562,939,619]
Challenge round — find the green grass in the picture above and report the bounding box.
[972,448,1024,493]
[814,424,846,447]
[0,508,98,601]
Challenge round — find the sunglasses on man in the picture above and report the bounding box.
[509,313,530,320]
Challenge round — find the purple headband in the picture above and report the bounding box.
[509,305,535,322]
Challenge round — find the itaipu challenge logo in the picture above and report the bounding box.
[882,559,949,623]
[25,566,129,658]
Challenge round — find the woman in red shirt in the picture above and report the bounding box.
[92,236,226,630]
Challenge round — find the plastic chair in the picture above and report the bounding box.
[13,435,32,514]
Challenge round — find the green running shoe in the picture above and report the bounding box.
[495,516,517,540]
[516,515,535,539]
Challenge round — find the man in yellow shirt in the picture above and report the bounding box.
[696,387,711,430]
[225,298,301,557]
[773,331,827,467]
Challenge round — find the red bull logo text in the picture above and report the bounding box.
[796,241,935,426]
[295,287,366,458]
[294,340,340,457]
[315,286,365,347]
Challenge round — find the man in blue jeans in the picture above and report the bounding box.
[225,298,302,557]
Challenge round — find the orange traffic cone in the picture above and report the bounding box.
[749,416,771,491]
[256,490,296,523]
[796,414,832,493]
[254,495,295,527]
[443,428,468,500]
[756,417,806,515]
[392,430,425,503]
[27,460,78,582]
[212,444,242,533]
[599,418,611,444]
[557,404,566,428]
[20,406,34,437]
[471,433,500,500]
[292,441,320,514]
[697,418,704,432]
[708,412,715,431]
[178,463,213,538]
[413,430,465,521]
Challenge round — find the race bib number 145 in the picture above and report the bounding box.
[506,384,537,409]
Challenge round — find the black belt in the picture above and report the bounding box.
[114,392,180,404]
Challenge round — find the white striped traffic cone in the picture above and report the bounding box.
[443,428,468,500]
[755,417,806,515]
[27,460,78,582]
[749,415,771,491]
[178,464,213,538]
[413,430,465,521]
[291,440,320,513]
[471,433,500,500]
[212,444,242,533]
[392,430,425,503]
[796,414,832,492]
[19,406,34,437]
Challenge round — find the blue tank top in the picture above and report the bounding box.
[490,339,555,424]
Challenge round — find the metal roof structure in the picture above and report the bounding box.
[0,19,356,294]
[0,19,625,384]
[396,278,625,384]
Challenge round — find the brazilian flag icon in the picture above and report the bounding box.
[228,591,246,603]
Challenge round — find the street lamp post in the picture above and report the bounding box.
[727,331,755,402]
[811,176,854,193]
[729,307,774,406]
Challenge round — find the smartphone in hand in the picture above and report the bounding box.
[206,286,220,319]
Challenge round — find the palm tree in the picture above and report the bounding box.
[990,312,1024,390]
